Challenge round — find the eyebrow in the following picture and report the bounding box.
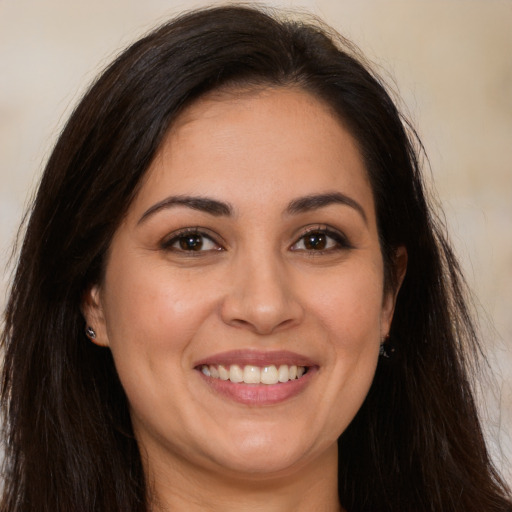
[138,191,367,225]
[286,192,368,224]
[138,195,232,224]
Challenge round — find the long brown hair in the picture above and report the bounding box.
[2,6,511,511]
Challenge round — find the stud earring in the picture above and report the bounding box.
[85,326,97,339]
[379,334,395,359]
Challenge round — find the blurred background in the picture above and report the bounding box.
[1,0,511,481]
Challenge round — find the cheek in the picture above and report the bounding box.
[100,258,221,409]
[99,260,219,435]
[299,259,384,429]
[103,259,213,345]
[304,259,385,345]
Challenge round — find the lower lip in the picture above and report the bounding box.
[197,368,317,406]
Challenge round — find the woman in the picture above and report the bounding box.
[1,5,511,512]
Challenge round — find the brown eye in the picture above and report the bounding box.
[178,234,204,251]
[290,227,350,253]
[162,230,222,253]
[303,232,327,250]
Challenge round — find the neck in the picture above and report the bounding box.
[145,443,343,512]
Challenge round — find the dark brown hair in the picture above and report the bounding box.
[1,6,511,512]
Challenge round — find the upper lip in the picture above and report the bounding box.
[193,349,317,368]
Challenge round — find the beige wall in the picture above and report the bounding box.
[1,0,511,480]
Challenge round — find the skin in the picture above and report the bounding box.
[83,87,406,511]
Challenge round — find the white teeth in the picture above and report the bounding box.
[278,365,289,383]
[201,364,307,384]
[218,364,229,380]
[229,364,243,383]
[261,365,278,384]
[243,365,261,384]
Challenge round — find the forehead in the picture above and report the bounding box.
[133,86,374,220]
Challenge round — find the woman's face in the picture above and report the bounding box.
[84,87,402,480]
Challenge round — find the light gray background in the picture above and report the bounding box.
[1,0,511,482]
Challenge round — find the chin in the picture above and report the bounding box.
[204,428,335,479]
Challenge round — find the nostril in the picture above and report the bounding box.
[229,318,252,329]
[227,316,298,335]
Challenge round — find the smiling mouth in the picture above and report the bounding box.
[199,364,308,385]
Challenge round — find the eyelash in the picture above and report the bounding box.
[160,226,351,255]
[160,228,223,254]
[290,226,352,254]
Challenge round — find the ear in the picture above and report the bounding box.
[81,284,109,347]
[380,246,408,338]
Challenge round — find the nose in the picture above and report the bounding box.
[220,252,304,335]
